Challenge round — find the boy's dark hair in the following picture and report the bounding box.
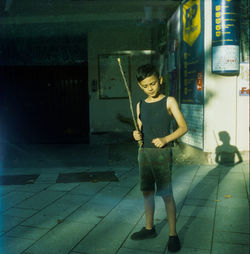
[136,64,159,82]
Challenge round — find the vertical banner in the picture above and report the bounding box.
[181,0,204,105]
[212,0,241,75]
[180,0,204,149]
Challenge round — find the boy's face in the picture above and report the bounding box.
[138,75,163,98]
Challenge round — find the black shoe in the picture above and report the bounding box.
[130,227,157,240]
[168,235,181,252]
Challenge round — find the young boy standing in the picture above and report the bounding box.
[131,64,188,253]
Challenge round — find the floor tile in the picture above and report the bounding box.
[118,247,161,254]
[184,198,217,208]
[220,164,245,174]
[6,225,49,240]
[21,194,88,229]
[69,182,108,196]
[0,152,248,254]
[46,183,80,192]
[115,198,144,211]
[165,247,210,254]
[65,202,114,224]
[212,242,249,254]
[74,221,134,254]
[172,189,190,207]
[14,184,51,193]
[3,207,38,218]
[172,168,197,183]
[218,184,247,195]
[220,172,245,181]
[214,206,249,233]
[21,213,63,229]
[213,231,249,245]
[124,219,170,253]
[0,236,35,254]
[88,185,131,206]
[216,196,248,208]
[219,179,246,193]
[54,192,90,206]
[191,175,219,186]
[217,191,248,199]
[26,221,94,254]
[245,178,249,195]
[125,184,142,199]
[179,205,215,219]
[68,252,89,254]
[1,215,25,232]
[109,175,138,188]
[15,190,65,210]
[177,216,213,250]
[0,191,35,212]
[0,185,17,196]
[154,198,169,219]
[187,183,217,200]
[196,167,221,176]
[103,206,143,225]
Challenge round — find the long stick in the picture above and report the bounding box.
[117,58,143,147]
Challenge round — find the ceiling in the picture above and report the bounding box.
[0,0,181,25]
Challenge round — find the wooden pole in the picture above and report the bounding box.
[117,58,143,147]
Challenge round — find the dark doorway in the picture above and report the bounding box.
[0,65,89,143]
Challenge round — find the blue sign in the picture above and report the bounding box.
[212,0,241,74]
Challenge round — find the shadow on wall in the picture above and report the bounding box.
[215,131,243,166]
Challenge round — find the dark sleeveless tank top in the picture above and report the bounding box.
[140,96,172,148]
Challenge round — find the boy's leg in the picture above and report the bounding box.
[162,194,177,236]
[143,190,155,229]
[130,190,157,240]
[163,194,181,252]
[138,148,155,229]
[131,148,157,240]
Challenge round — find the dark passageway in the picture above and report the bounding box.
[0,65,89,144]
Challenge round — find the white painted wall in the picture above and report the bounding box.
[236,63,249,151]
[204,0,249,153]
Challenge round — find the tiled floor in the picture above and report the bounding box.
[0,145,249,254]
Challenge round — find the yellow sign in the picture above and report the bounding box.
[183,0,201,47]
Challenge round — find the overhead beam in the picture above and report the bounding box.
[0,0,180,25]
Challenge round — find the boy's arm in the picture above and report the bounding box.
[152,97,188,148]
[133,102,143,142]
[136,102,142,131]
[166,96,188,142]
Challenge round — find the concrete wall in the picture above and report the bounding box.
[204,0,249,154]
[236,63,249,151]
[88,28,152,134]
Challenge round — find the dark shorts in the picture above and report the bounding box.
[138,147,173,197]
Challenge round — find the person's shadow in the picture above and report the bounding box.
[215,131,243,166]
[156,131,243,249]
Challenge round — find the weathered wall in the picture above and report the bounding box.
[88,28,152,134]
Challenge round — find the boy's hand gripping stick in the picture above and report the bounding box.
[117,58,143,148]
